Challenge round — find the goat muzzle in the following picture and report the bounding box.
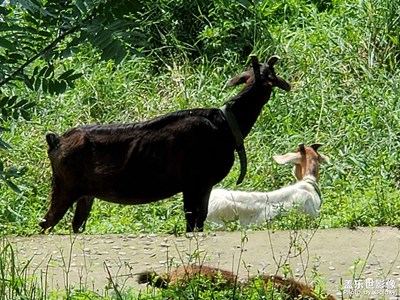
[276,76,291,91]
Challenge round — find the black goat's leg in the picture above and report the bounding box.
[183,185,212,232]
[195,186,212,231]
[72,196,94,233]
[39,187,77,233]
[183,197,197,232]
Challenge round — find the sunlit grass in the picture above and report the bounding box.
[0,0,399,236]
[0,0,399,299]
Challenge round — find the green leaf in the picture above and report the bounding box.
[66,72,82,81]
[107,20,128,31]
[4,179,21,193]
[101,39,123,62]
[38,66,48,77]
[23,75,34,90]
[12,99,28,108]
[0,96,8,108]
[0,139,11,150]
[0,37,15,51]
[37,30,52,37]
[237,0,253,8]
[42,78,48,93]
[57,80,67,94]
[34,77,41,91]
[20,110,31,121]
[18,0,53,17]
[44,64,54,78]
[7,95,17,106]
[32,66,39,76]
[48,79,67,94]
[8,53,25,60]
[59,69,75,80]
[75,0,87,14]
[12,110,19,119]
[92,29,114,49]
[22,102,35,109]
[1,107,7,119]
[114,45,127,64]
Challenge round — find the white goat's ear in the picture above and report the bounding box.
[311,143,324,151]
[273,152,299,165]
[319,153,331,165]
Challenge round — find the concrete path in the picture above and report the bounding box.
[6,227,400,299]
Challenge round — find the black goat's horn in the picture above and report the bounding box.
[250,54,261,82]
[267,55,280,67]
[250,54,259,64]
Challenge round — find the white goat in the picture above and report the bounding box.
[207,143,330,227]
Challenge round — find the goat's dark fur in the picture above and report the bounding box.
[40,55,290,233]
[137,265,337,299]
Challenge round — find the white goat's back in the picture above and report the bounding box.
[207,179,321,228]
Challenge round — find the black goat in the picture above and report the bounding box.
[39,55,291,233]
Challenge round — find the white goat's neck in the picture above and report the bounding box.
[303,175,321,199]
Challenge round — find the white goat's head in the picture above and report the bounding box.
[273,143,330,181]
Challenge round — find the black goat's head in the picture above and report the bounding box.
[225,55,291,92]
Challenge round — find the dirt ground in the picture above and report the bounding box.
[6,227,400,299]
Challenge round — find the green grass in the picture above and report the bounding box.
[0,0,399,297]
[0,0,399,236]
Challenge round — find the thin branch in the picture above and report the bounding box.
[0,25,80,88]
[0,6,99,88]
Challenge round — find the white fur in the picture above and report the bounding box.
[207,175,321,227]
[206,144,329,228]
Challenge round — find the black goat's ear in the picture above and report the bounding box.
[224,71,252,88]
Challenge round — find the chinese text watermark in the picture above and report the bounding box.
[343,278,397,297]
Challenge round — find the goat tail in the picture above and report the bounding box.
[137,271,169,288]
[46,131,60,150]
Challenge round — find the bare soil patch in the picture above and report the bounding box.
[7,227,400,298]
